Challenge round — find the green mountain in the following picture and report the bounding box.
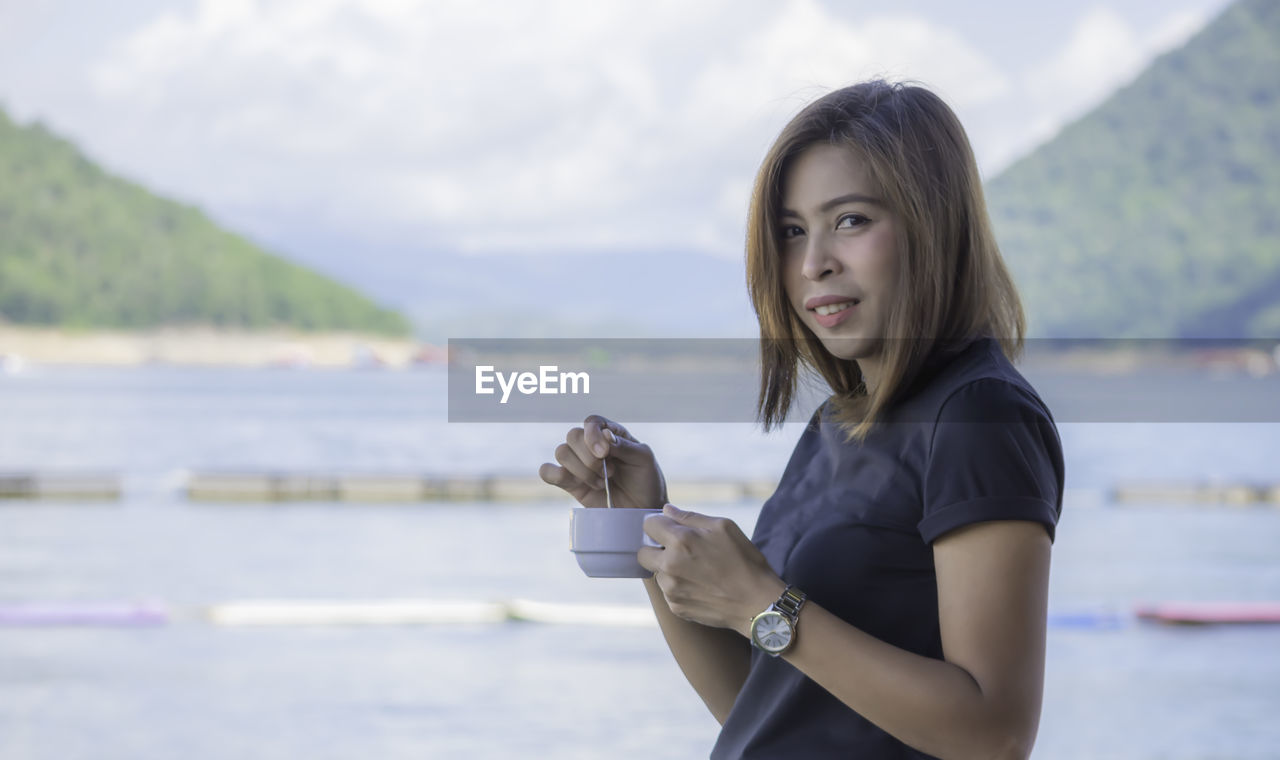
[987,0,1280,339]
[0,109,410,336]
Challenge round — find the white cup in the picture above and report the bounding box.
[570,507,663,578]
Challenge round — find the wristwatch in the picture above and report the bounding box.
[749,584,807,656]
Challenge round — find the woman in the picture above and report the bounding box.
[539,79,1064,760]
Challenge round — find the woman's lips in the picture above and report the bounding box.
[804,294,859,310]
[812,300,857,328]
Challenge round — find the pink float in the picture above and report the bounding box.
[1135,601,1280,625]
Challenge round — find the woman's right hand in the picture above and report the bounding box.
[538,414,668,509]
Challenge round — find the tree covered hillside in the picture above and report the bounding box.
[987,0,1280,339]
[0,109,410,336]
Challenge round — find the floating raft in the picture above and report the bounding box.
[1135,602,1280,625]
[1046,609,1127,630]
[0,602,166,627]
[0,472,121,501]
[1111,482,1280,506]
[186,472,776,504]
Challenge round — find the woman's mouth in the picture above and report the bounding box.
[814,302,855,316]
[811,299,858,327]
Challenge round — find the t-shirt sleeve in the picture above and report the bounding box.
[918,377,1064,544]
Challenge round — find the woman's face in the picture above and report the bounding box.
[779,143,900,375]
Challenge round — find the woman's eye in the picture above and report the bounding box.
[836,214,868,229]
[780,225,804,240]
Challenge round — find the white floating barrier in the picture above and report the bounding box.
[205,598,657,627]
[207,599,509,626]
[507,599,656,627]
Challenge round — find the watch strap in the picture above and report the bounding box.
[774,584,806,622]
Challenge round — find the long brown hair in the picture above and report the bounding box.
[746,79,1025,440]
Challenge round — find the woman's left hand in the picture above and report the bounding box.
[638,504,786,637]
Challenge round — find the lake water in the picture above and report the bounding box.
[1,366,1278,759]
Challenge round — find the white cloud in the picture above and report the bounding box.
[1013,4,1210,157]
[1025,7,1143,110]
[86,0,1011,257]
[1148,7,1211,53]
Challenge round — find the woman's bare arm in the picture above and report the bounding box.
[644,507,1051,760]
[760,520,1050,760]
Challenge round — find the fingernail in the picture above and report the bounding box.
[605,430,618,444]
[593,442,606,457]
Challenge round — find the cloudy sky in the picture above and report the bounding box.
[0,0,1232,268]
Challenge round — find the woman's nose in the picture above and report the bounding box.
[801,232,841,280]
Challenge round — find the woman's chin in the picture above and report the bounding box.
[817,335,877,361]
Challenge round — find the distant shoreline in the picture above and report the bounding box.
[0,326,433,369]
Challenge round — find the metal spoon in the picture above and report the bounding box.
[601,456,614,509]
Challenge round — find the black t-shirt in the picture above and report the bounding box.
[711,336,1065,759]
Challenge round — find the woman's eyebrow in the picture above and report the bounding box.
[779,192,885,218]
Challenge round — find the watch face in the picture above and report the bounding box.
[752,611,793,653]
